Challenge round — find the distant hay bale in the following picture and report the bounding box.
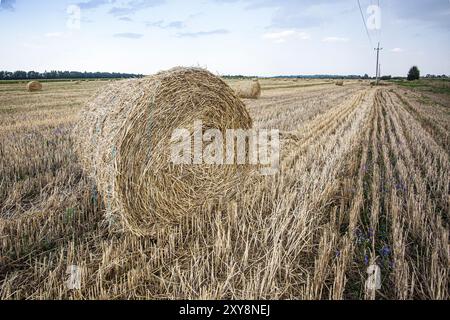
[235,79,261,99]
[73,67,253,235]
[27,81,42,92]
[74,81,81,85]
[335,80,344,86]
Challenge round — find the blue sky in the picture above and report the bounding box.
[0,0,449,76]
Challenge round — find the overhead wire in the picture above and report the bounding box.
[357,0,373,47]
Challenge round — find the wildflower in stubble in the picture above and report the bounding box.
[380,245,391,257]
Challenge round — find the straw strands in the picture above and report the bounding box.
[73,67,253,235]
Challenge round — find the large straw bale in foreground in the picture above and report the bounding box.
[27,81,42,92]
[74,67,253,235]
[235,79,261,99]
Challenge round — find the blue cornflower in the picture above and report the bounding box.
[380,245,391,257]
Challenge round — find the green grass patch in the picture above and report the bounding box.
[394,79,450,95]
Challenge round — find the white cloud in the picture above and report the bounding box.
[113,32,144,39]
[391,48,404,53]
[322,36,349,43]
[45,32,64,38]
[21,42,45,49]
[262,30,310,43]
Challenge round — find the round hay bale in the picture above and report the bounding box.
[335,80,344,86]
[27,81,42,92]
[74,67,253,235]
[235,79,261,99]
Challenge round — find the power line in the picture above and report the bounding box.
[357,0,373,47]
[357,0,383,79]
[374,42,383,83]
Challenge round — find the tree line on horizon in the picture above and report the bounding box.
[1,68,446,81]
[0,70,144,80]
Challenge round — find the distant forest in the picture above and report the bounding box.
[0,70,144,80]
[2,70,446,81]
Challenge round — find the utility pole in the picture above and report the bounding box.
[374,42,383,85]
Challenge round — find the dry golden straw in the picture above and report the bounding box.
[73,67,253,235]
[235,79,261,99]
[27,81,42,92]
[335,80,344,86]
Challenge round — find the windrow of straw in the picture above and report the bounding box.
[235,79,261,99]
[73,67,253,235]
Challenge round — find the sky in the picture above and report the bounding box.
[0,0,449,76]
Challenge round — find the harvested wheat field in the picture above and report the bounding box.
[0,77,449,300]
